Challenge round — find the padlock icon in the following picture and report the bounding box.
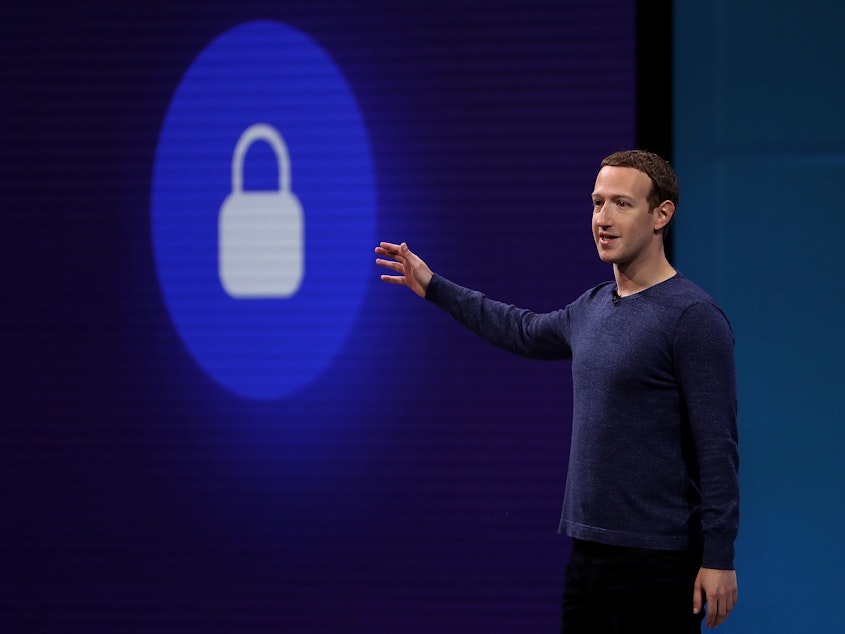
[219,123,304,298]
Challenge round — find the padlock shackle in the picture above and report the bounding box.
[231,123,290,193]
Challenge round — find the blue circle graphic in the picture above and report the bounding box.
[151,21,375,400]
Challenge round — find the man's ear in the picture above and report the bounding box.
[654,201,675,233]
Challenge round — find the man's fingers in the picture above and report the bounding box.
[376,250,408,279]
[705,601,718,628]
[380,274,408,285]
[375,257,403,272]
[374,248,397,259]
[376,242,402,256]
[705,599,728,628]
[375,241,413,258]
[375,241,429,297]
[703,588,738,628]
[375,249,406,268]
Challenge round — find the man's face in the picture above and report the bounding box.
[591,166,663,268]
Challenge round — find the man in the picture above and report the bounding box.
[375,150,739,632]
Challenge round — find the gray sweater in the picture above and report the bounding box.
[426,272,739,570]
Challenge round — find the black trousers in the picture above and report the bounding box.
[561,539,705,634]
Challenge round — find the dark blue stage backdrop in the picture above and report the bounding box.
[2,1,635,631]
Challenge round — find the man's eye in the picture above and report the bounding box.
[617,200,629,208]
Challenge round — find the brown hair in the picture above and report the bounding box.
[601,150,679,210]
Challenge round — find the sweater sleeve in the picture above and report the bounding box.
[425,274,572,360]
[674,301,740,569]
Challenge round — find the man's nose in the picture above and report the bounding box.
[595,203,612,225]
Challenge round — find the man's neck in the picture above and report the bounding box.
[613,253,676,297]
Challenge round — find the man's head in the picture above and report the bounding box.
[600,150,679,213]
[591,150,678,269]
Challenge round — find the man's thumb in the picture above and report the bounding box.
[692,577,703,614]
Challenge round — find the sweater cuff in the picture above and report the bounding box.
[424,273,448,305]
[702,538,735,570]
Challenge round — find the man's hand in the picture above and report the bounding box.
[693,567,738,628]
[374,242,433,298]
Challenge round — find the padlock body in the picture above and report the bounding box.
[219,191,304,298]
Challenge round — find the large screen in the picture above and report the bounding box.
[4,1,636,630]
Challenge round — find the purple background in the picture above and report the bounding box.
[2,1,635,630]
